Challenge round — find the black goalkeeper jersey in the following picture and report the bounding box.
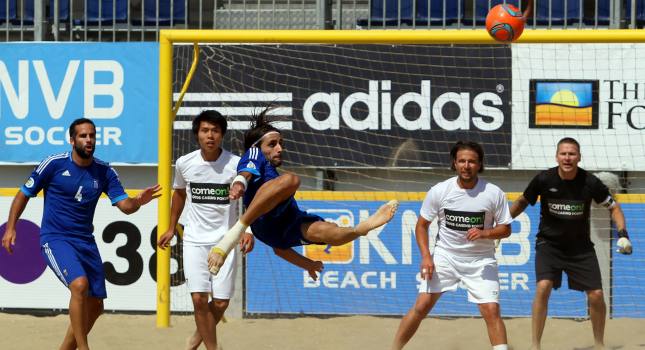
[523,167,613,252]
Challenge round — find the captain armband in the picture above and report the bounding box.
[599,196,616,209]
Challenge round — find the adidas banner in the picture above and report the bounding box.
[173,45,512,168]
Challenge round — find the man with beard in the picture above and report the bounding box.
[206,110,399,277]
[1,118,161,350]
[391,141,512,350]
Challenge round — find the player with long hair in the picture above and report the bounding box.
[207,109,399,277]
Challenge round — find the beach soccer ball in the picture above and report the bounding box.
[486,4,525,43]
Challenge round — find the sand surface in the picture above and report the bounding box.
[1,313,644,349]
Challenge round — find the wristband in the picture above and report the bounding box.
[210,247,227,259]
[232,175,247,190]
[618,229,629,239]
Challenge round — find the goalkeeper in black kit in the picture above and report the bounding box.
[509,137,633,350]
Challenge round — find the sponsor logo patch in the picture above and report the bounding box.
[546,199,585,220]
[189,183,230,204]
[444,209,485,231]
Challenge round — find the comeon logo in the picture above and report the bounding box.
[444,209,485,231]
[546,199,585,220]
[190,187,228,196]
[303,80,506,131]
[189,183,229,204]
[529,80,599,129]
[444,214,484,224]
[548,202,584,212]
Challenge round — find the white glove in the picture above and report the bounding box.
[616,237,633,255]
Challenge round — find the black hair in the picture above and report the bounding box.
[556,137,580,153]
[69,118,96,138]
[450,140,485,173]
[192,110,228,136]
[243,107,281,151]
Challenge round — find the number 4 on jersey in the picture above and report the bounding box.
[75,186,83,202]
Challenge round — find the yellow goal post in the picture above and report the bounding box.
[156,28,645,327]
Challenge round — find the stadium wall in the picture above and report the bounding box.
[0,190,643,318]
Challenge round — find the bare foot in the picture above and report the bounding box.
[355,199,399,235]
[184,330,201,350]
[208,248,226,275]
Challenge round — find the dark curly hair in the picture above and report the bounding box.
[450,141,485,173]
[243,107,281,151]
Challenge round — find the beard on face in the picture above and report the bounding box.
[74,142,94,159]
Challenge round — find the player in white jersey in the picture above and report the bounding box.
[392,141,513,350]
[158,110,254,350]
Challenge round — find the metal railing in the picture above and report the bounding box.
[0,0,642,42]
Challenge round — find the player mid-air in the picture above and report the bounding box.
[207,109,399,276]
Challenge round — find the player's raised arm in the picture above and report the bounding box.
[1,191,30,254]
[115,184,162,214]
[273,247,323,281]
[229,171,252,200]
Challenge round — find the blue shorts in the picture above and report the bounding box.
[41,238,107,299]
[252,210,324,249]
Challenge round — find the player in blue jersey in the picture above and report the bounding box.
[1,118,161,350]
[206,110,399,276]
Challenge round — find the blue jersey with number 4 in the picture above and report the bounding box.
[21,152,128,243]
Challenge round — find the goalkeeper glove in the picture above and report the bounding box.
[616,229,633,255]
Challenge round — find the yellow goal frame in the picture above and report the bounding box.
[156,28,645,327]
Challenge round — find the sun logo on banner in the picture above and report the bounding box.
[530,80,599,129]
[303,209,354,264]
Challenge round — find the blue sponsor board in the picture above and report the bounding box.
[246,200,592,317]
[611,204,645,318]
[0,43,158,164]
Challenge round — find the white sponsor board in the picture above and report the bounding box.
[0,196,192,311]
[512,44,645,170]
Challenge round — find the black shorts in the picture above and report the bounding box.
[534,241,602,291]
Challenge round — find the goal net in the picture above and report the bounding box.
[162,32,645,320]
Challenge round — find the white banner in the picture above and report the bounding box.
[512,43,645,170]
[0,196,192,312]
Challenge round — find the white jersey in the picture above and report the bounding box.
[174,149,240,245]
[420,176,512,257]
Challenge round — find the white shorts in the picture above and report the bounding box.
[183,244,238,299]
[418,247,500,304]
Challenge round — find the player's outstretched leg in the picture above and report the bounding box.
[302,200,399,246]
[355,199,399,235]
